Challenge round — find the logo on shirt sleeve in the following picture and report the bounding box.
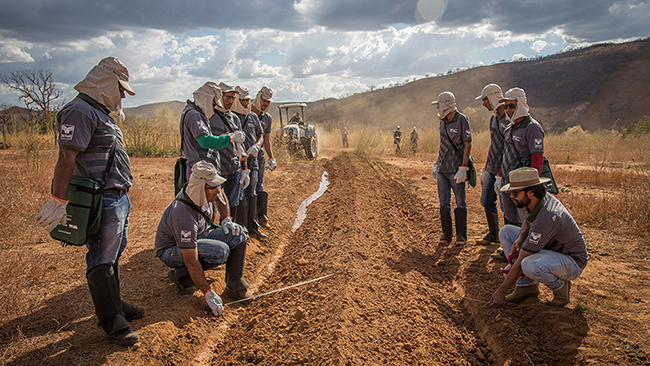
[534,138,543,148]
[180,230,192,243]
[60,124,75,141]
[465,130,471,138]
[529,232,542,245]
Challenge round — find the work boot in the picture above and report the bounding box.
[235,198,249,228]
[257,191,271,228]
[439,207,453,244]
[247,197,267,239]
[490,250,508,262]
[112,262,145,322]
[477,209,500,245]
[87,264,139,347]
[505,284,539,303]
[454,207,467,245]
[224,242,254,300]
[551,281,571,307]
[167,267,196,295]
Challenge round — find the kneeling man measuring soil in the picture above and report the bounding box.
[489,167,589,307]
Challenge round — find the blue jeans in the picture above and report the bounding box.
[240,169,259,201]
[223,173,241,207]
[481,171,498,213]
[499,225,584,291]
[159,227,247,269]
[85,193,130,276]
[256,157,265,193]
[436,172,466,211]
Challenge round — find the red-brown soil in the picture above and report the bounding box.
[0,148,648,365]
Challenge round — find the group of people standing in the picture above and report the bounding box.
[430,84,588,308]
[35,57,280,346]
[154,82,279,317]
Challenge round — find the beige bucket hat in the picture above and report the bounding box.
[500,167,550,192]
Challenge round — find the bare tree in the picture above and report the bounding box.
[0,69,63,145]
[0,103,11,149]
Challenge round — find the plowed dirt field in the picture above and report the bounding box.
[0,148,648,365]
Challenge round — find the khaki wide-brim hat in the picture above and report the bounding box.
[500,167,551,192]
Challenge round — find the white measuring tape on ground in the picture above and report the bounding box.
[223,269,488,307]
[224,273,336,306]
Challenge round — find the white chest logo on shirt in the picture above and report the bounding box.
[529,232,542,244]
[513,135,521,142]
[180,230,192,243]
[535,138,543,147]
[61,124,75,141]
[449,128,458,134]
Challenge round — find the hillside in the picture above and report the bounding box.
[305,38,650,133]
[121,39,650,133]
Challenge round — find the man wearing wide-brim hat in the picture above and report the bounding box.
[489,167,588,307]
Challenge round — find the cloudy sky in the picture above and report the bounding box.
[1,0,649,108]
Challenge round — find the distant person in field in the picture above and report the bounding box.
[35,57,142,346]
[341,127,349,148]
[431,91,472,245]
[489,167,588,307]
[495,87,546,227]
[155,161,252,314]
[410,126,419,153]
[251,86,275,229]
[232,85,267,239]
[476,84,508,245]
[393,126,402,153]
[209,82,248,225]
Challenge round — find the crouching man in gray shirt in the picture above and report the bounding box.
[155,161,253,316]
[489,167,588,308]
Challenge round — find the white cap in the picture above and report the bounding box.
[499,87,526,103]
[431,91,455,105]
[476,83,502,100]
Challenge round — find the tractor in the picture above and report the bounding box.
[278,103,318,159]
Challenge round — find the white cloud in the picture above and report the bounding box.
[511,53,527,61]
[0,38,35,63]
[531,40,548,52]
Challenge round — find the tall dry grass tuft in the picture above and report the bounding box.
[123,107,181,157]
[545,130,650,169]
[554,169,650,234]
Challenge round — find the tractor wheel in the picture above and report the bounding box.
[305,133,319,159]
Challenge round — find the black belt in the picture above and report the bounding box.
[103,188,127,196]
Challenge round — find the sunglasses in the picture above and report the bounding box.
[504,103,517,110]
[510,188,524,197]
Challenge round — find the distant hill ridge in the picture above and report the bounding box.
[125,39,650,132]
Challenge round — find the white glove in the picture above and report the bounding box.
[239,169,250,189]
[246,144,261,157]
[204,289,224,316]
[229,131,245,143]
[494,176,503,195]
[454,166,469,184]
[35,195,69,232]
[221,216,243,236]
[431,163,439,180]
[235,142,248,161]
[266,158,277,171]
[480,169,489,186]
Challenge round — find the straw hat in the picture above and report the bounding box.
[500,167,550,192]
